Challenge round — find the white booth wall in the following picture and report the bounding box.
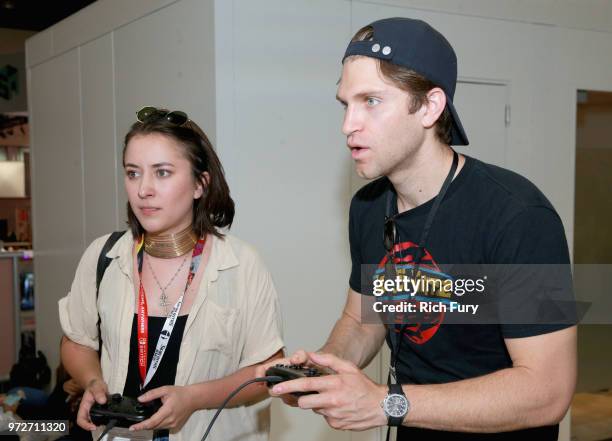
[26,1,612,440]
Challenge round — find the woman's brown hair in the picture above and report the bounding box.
[123,112,234,239]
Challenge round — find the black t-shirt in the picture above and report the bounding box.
[348,156,572,440]
[123,314,188,398]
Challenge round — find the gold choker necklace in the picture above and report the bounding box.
[144,226,197,258]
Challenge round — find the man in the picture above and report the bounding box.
[260,17,576,440]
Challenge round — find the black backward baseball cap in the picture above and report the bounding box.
[343,17,469,146]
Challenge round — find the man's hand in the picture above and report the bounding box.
[76,378,108,431]
[270,352,388,431]
[255,349,312,377]
[129,385,196,432]
[255,349,315,407]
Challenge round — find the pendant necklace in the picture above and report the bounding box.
[146,254,189,315]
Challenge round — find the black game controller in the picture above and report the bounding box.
[90,394,161,427]
[265,364,325,396]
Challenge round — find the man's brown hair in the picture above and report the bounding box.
[348,25,453,145]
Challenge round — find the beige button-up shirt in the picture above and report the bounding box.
[59,231,284,441]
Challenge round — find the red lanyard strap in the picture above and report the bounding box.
[136,235,205,388]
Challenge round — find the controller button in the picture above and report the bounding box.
[111,394,122,403]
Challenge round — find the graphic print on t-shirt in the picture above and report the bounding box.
[376,240,453,345]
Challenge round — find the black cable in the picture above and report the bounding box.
[96,418,117,441]
[200,376,283,441]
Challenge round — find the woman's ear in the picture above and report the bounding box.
[194,172,210,199]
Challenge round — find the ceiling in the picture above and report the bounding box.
[0,0,96,31]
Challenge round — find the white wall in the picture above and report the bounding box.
[213,2,360,439]
[26,1,612,440]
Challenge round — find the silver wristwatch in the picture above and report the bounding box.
[381,383,409,426]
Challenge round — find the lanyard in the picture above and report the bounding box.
[136,235,206,389]
[386,150,459,384]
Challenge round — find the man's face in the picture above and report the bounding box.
[336,57,426,180]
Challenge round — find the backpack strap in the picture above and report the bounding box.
[95,231,125,354]
[96,231,125,295]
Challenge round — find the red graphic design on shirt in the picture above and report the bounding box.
[378,241,445,345]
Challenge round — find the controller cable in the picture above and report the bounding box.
[94,376,282,441]
[96,418,117,441]
[200,376,282,441]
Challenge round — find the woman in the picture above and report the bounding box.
[59,107,284,440]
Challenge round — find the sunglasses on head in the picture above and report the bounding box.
[136,106,189,126]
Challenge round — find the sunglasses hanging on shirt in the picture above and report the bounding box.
[383,150,459,384]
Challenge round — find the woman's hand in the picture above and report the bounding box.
[76,378,108,431]
[63,379,83,397]
[129,385,197,432]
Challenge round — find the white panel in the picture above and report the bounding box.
[29,49,84,252]
[352,0,556,26]
[213,0,235,160]
[33,253,82,381]
[113,0,216,222]
[349,0,612,32]
[453,82,508,167]
[228,0,350,352]
[24,0,179,66]
[25,29,53,68]
[218,0,355,440]
[53,0,180,57]
[29,49,85,375]
[81,34,120,242]
[553,0,611,31]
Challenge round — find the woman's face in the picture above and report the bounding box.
[124,133,203,236]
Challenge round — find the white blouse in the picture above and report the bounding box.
[59,231,284,441]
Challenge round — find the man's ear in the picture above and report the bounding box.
[421,87,447,129]
[194,172,210,199]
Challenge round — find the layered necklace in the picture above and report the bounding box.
[144,224,197,258]
[143,225,199,315]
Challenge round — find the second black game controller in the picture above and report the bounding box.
[90,393,161,427]
[265,364,326,396]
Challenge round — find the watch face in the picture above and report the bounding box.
[384,394,408,418]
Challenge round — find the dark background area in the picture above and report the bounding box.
[0,0,95,31]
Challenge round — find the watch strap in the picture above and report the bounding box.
[387,383,407,427]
